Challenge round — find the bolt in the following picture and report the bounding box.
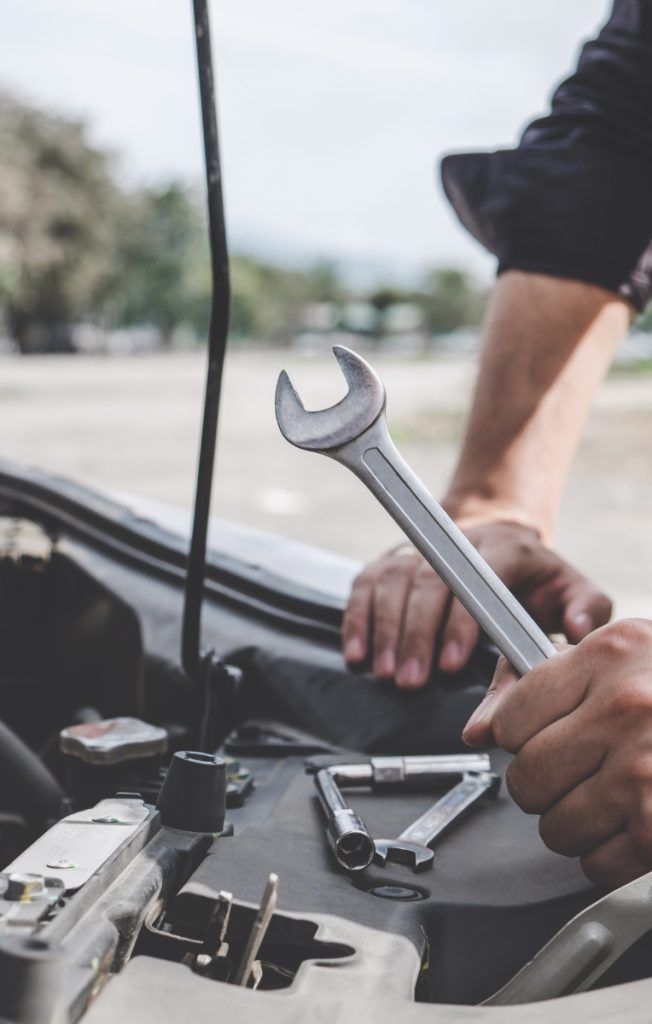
[5,873,47,901]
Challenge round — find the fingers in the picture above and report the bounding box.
[438,598,480,674]
[342,569,376,665]
[462,656,519,748]
[536,771,626,857]
[344,547,477,690]
[581,831,652,889]
[505,714,606,816]
[487,645,590,753]
[395,566,451,688]
[371,558,417,678]
[562,577,613,643]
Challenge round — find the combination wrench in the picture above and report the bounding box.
[373,770,501,870]
[275,346,556,677]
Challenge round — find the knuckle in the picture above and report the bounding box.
[490,707,515,753]
[538,812,568,855]
[607,677,652,720]
[579,852,610,887]
[380,559,412,583]
[591,619,652,661]
[627,754,652,792]
[506,758,544,814]
[628,814,652,856]
[594,593,614,625]
[352,568,375,590]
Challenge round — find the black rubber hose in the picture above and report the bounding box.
[0,718,64,824]
[182,0,231,683]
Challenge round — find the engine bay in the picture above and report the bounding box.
[1,500,652,1023]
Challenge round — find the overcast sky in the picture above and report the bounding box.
[3,0,610,282]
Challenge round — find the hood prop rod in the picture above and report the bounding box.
[182,0,241,748]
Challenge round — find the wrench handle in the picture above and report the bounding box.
[335,418,556,677]
[399,773,499,846]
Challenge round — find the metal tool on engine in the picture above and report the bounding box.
[314,768,376,872]
[233,873,278,988]
[275,346,556,677]
[189,889,233,980]
[373,769,501,870]
[311,753,496,873]
[320,752,492,788]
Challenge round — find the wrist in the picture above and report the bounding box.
[441,491,553,544]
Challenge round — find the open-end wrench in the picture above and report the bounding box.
[373,770,501,870]
[275,346,556,677]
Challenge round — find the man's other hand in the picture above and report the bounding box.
[342,521,612,689]
[463,620,652,888]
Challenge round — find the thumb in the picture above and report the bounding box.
[462,656,518,748]
[562,583,612,643]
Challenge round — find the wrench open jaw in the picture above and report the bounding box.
[276,346,556,677]
[275,346,385,452]
[372,839,435,873]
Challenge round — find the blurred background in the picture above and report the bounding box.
[1,0,651,617]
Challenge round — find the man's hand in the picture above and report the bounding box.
[342,520,612,688]
[463,620,652,888]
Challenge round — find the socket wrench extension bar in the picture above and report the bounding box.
[318,753,492,788]
[276,347,556,677]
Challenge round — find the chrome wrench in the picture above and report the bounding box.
[373,770,501,869]
[275,346,556,677]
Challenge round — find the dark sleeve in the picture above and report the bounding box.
[440,0,652,310]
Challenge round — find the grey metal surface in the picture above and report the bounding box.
[2,798,151,893]
[82,925,652,1024]
[276,345,556,677]
[484,868,652,1004]
[60,717,168,765]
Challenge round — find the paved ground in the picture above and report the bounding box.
[1,348,651,619]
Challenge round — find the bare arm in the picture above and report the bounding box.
[343,270,631,687]
[444,270,632,542]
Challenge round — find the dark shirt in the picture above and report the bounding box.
[441,0,652,310]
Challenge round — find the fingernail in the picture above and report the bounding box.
[397,657,422,688]
[345,636,365,662]
[375,648,396,677]
[462,691,496,736]
[572,612,591,632]
[440,641,463,673]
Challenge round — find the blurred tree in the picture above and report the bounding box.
[0,90,488,351]
[369,284,411,337]
[302,261,344,304]
[418,267,487,335]
[105,183,210,345]
[0,92,119,351]
[229,255,315,343]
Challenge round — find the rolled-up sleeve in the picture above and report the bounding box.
[441,0,652,310]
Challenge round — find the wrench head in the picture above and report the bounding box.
[372,839,435,873]
[275,346,385,452]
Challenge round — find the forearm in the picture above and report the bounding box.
[444,271,632,543]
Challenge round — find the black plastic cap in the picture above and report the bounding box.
[157,750,226,832]
[0,936,66,1024]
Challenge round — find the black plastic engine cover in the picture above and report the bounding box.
[171,748,597,1004]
